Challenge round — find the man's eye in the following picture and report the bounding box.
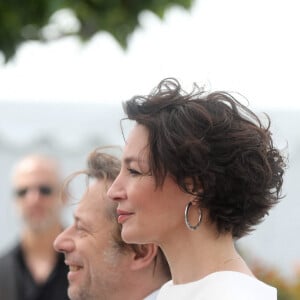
[76,226,87,237]
[75,223,85,232]
[76,225,83,232]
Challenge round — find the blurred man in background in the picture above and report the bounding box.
[54,150,171,300]
[0,154,69,300]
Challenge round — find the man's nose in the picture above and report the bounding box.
[24,188,42,204]
[53,227,75,254]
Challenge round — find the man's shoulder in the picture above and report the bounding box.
[0,244,19,267]
[0,246,20,300]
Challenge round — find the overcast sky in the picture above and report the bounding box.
[0,0,299,110]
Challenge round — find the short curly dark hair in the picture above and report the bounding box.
[123,78,286,238]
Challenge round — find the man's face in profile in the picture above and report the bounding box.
[54,179,131,300]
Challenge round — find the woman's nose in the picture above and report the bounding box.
[107,175,126,202]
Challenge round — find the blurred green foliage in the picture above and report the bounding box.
[0,0,193,62]
[253,260,300,300]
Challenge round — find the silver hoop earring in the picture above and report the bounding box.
[184,201,202,231]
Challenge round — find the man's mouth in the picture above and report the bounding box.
[66,262,83,282]
[69,265,81,272]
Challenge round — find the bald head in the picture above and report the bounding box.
[12,154,64,232]
[12,154,61,184]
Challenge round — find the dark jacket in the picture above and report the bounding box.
[0,244,69,300]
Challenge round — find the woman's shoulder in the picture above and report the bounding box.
[157,271,277,300]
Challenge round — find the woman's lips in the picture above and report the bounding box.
[117,209,134,224]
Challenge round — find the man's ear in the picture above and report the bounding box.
[59,187,68,205]
[129,244,158,271]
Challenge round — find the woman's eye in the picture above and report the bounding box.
[127,168,141,176]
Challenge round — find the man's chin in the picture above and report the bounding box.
[68,286,80,300]
[68,285,89,300]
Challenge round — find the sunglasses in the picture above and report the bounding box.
[15,185,54,198]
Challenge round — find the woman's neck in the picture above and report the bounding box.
[160,224,252,284]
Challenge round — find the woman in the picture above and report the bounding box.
[107,78,285,299]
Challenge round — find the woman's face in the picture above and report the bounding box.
[107,124,190,245]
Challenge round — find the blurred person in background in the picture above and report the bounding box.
[0,154,69,300]
[54,149,171,300]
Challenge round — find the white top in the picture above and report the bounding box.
[144,289,160,300]
[157,271,277,300]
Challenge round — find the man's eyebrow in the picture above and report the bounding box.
[73,215,90,228]
[73,214,84,225]
[73,214,80,224]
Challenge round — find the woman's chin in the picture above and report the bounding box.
[121,227,147,244]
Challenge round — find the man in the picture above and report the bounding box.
[0,154,69,300]
[54,150,171,300]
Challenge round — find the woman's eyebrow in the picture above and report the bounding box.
[123,156,137,164]
[124,156,148,165]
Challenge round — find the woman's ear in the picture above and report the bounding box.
[184,177,203,196]
[129,244,158,271]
